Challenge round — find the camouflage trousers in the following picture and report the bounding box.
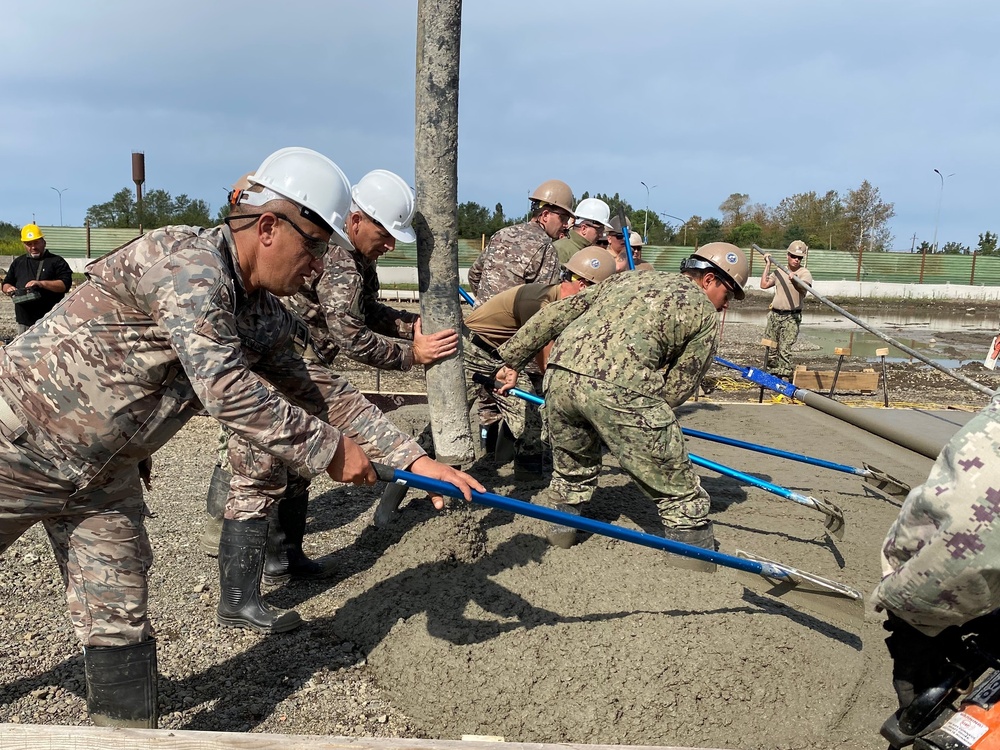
[463,332,545,458]
[763,310,802,379]
[542,368,710,529]
[0,432,153,647]
[220,426,310,521]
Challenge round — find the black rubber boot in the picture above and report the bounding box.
[199,464,231,557]
[262,490,332,586]
[83,639,158,728]
[216,518,303,633]
[662,522,717,573]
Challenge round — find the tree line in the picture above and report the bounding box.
[3,180,996,255]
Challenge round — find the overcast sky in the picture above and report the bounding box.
[3,0,997,251]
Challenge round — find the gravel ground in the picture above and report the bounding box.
[0,289,998,748]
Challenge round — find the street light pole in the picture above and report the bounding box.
[50,187,68,226]
[640,181,656,242]
[660,212,688,246]
[932,168,954,254]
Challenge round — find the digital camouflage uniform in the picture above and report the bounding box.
[462,283,561,461]
[499,271,719,529]
[762,265,813,379]
[872,394,1000,637]
[467,221,561,305]
[223,242,420,516]
[0,225,424,647]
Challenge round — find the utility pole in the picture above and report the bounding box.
[640,181,656,242]
[932,168,954,254]
[50,187,68,226]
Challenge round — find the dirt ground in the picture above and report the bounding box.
[1,291,998,749]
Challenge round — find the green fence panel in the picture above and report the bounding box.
[17,228,1000,287]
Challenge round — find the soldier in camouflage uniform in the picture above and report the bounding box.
[760,240,813,380]
[467,179,575,305]
[0,147,481,729]
[495,243,749,555]
[872,395,1000,716]
[463,246,617,478]
[467,179,575,453]
[202,170,457,605]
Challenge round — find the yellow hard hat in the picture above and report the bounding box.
[21,224,43,242]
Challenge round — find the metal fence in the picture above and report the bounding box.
[23,227,1000,286]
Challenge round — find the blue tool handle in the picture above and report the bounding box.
[682,427,864,478]
[472,373,812,505]
[372,463,782,578]
[459,287,476,306]
[471,372,545,406]
[617,207,636,271]
[713,356,799,398]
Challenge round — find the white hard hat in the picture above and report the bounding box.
[629,231,644,248]
[246,147,353,249]
[351,170,416,243]
[574,198,613,230]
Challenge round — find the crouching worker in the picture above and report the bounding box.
[463,245,617,479]
[872,395,1000,745]
[0,147,481,729]
[494,243,747,556]
[200,169,457,603]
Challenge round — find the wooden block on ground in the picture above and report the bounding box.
[792,367,879,392]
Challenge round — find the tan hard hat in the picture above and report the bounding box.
[787,240,808,257]
[629,231,644,248]
[564,246,617,284]
[529,179,575,216]
[685,242,748,300]
[608,214,632,235]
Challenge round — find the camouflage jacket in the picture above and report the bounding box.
[872,395,1000,636]
[0,225,423,492]
[467,221,560,305]
[285,244,418,370]
[498,272,719,405]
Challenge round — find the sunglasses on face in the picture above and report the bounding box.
[273,212,329,259]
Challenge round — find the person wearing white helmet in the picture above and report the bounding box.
[552,197,614,264]
[202,169,461,608]
[0,147,483,729]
